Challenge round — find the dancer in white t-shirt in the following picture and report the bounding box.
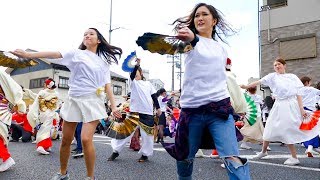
[241,58,320,166]
[162,3,251,180]
[12,28,122,180]
[128,58,161,162]
[299,76,320,157]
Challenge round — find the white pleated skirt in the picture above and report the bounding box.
[263,96,320,144]
[60,93,107,123]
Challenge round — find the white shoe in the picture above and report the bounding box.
[284,157,300,166]
[252,151,268,159]
[220,163,225,168]
[267,146,271,151]
[36,146,50,155]
[240,142,252,150]
[209,154,219,159]
[195,149,204,158]
[32,140,37,144]
[0,157,15,172]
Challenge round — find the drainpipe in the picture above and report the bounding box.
[267,5,271,42]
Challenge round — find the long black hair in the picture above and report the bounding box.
[79,28,122,64]
[172,3,236,43]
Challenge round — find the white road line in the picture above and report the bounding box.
[249,160,320,172]
[242,154,320,159]
[93,135,320,171]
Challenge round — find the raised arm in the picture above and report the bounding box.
[130,58,140,81]
[11,49,62,59]
[240,80,261,90]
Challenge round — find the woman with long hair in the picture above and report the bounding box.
[12,28,122,180]
[163,3,250,180]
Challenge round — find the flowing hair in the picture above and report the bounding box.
[79,28,122,64]
[172,3,236,43]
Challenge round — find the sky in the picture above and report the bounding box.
[0,0,262,91]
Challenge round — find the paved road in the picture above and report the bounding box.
[1,134,320,180]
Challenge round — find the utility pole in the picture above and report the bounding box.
[171,55,174,91]
[167,54,179,91]
[178,54,183,90]
[109,0,113,43]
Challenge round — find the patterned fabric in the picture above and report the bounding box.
[162,98,233,160]
[105,112,139,139]
[300,107,320,130]
[244,93,258,126]
[136,32,193,55]
[138,114,155,136]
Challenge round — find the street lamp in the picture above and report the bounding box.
[108,0,126,44]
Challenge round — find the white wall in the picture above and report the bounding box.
[12,69,70,102]
[111,79,127,105]
[261,0,320,30]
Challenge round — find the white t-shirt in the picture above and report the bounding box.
[180,35,229,108]
[260,73,303,99]
[158,96,167,112]
[54,49,111,97]
[300,86,320,111]
[130,79,156,115]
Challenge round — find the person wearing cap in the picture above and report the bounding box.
[0,70,26,172]
[28,78,59,155]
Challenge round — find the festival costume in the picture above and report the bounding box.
[106,100,141,154]
[300,86,320,156]
[28,88,59,153]
[260,73,320,144]
[0,70,26,172]
[240,93,264,143]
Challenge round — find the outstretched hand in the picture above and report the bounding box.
[10,49,30,58]
[112,108,122,119]
[176,27,194,42]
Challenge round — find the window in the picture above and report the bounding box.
[58,76,69,89]
[30,77,48,89]
[280,36,317,60]
[267,0,287,9]
[113,85,122,96]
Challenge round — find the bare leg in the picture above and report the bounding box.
[261,141,270,153]
[59,121,78,175]
[287,144,297,158]
[81,120,99,178]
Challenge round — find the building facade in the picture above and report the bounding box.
[149,79,164,91]
[260,0,320,95]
